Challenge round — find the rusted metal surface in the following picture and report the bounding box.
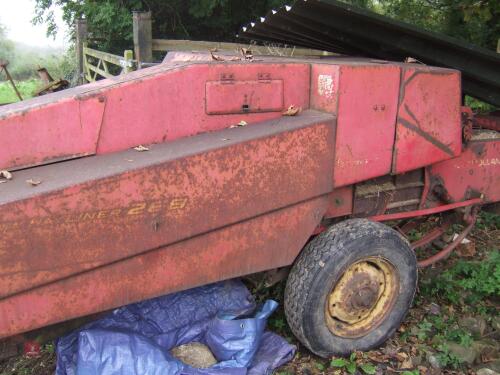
[324,186,353,218]
[35,80,70,96]
[474,113,500,132]
[239,0,500,107]
[36,68,54,84]
[428,138,500,204]
[0,54,495,342]
[353,170,424,217]
[0,111,334,300]
[0,196,328,338]
[393,67,462,174]
[370,197,483,222]
[0,62,310,170]
[333,65,400,187]
[417,209,478,267]
[410,223,449,250]
[205,79,284,114]
[325,257,399,338]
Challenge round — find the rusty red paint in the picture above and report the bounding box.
[393,67,462,174]
[310,64,340,114]
[324,186,354,218]
[0,55,493,341]
[205,79,284,114]
[0,197,328,338]
[411,224,449,250]
[333,65,401,187]
[0,111,335,299]
[474,113,500,132]
[428,138,500,204]
[0,63,310,170]
[370,197,483,222]
[417,211,477,267]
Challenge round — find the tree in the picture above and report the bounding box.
[379,0,499,51]
[32,0,498,54]
[32,0,290,53]
[0,23,14,63]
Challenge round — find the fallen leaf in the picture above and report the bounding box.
[428,302,441,315]
[210,51,224,61]
[26,179,41,186]
[229,121,247,129]
[282,105,302,116]
[396,352,408,362]
[405,57,425,64]
[240,48,253,60]
[400,356,413,369]
[134,145,149,152]
[210,51,240,62]
[367,351,389,363]
[456,240,476,257]
[0,170,13,181]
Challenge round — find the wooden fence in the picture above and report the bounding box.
[83,44,135,82]
[76,12,331,83]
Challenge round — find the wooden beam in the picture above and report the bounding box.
[86,63,114,80]
[83,46,123,66]
[76,19,88,85]
[133,11,153,68]
[151,39,332,57]
[122,50,135,74]
[0,64,23,101]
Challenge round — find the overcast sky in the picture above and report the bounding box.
[0,0,68,48]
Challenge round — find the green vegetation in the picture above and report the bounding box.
[33,0,498,55]
[420,249,499,309]
[0,80,39,104]
[330,353,377,374]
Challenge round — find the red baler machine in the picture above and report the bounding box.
[0,53,498,357]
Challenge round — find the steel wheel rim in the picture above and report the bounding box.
[325,256,399,338]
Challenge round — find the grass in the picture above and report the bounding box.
[0,79,39,105]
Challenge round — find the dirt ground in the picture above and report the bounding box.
[1,212,498,375]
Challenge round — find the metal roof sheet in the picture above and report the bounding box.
[239,0,500,107]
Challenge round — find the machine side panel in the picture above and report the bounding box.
[0,96,105,170]
[333,65,401,187]
[0,197,327,339]
[205,79,284,114]
[0,63,310,170]
[0,112,334,299]
[393,67,462,173]
[428,138,500,204]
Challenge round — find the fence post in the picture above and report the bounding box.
[133,11,153,68]
[123,50,134,74]
[76,19,88,85]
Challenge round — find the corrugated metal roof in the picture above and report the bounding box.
[238,0,500,107]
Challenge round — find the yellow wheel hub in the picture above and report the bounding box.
[325,257,399,338]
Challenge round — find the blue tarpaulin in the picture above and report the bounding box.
[56,280,295,375]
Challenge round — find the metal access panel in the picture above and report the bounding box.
[333,64,401,187]
[205,79,284,114]
[393,67,462,174]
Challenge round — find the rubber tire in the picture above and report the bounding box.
[284,219,417,358]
